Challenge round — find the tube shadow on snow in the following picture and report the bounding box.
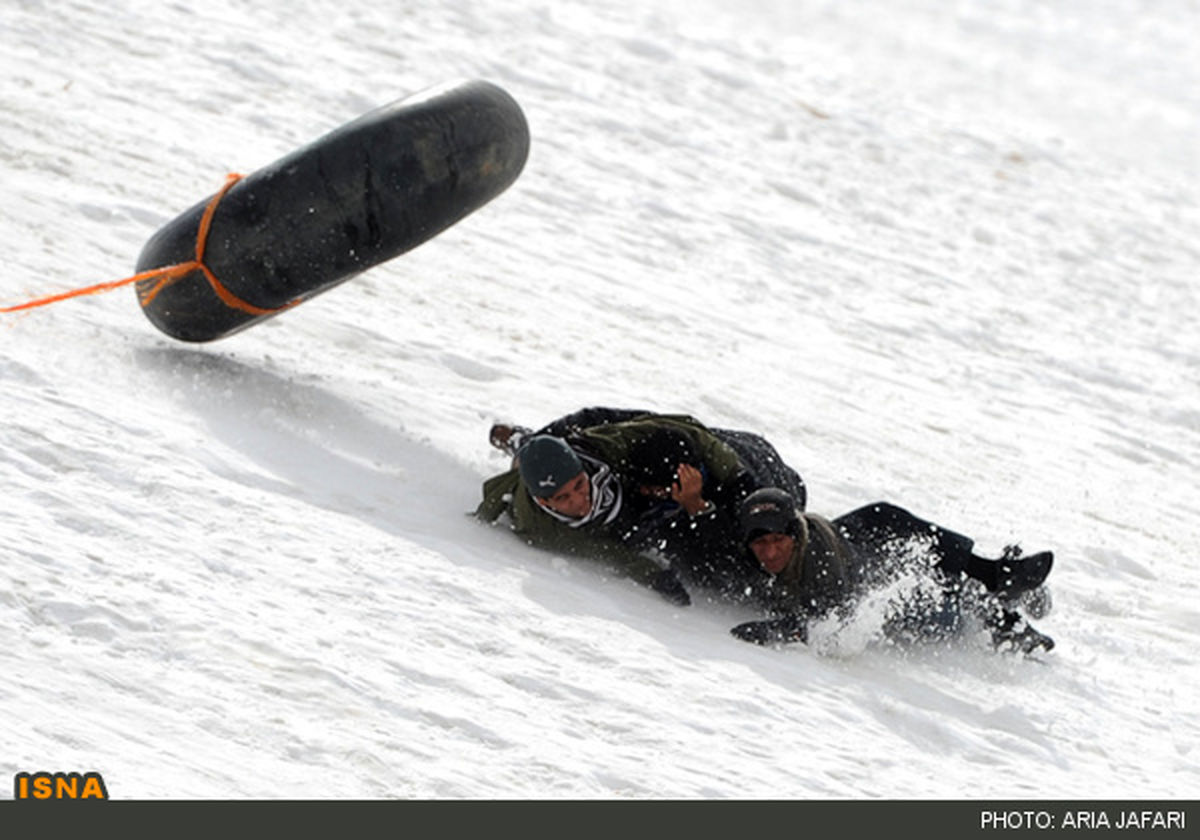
[135,346,482,545]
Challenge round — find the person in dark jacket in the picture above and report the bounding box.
[476,407,806,604]
[490,406,806,508]
[729,488,1055,654]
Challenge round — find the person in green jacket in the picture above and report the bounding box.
[476,408,804,605]
[729,487,1055,654]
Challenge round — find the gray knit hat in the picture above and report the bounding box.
[517,435,585,498]
[739,487,800,543]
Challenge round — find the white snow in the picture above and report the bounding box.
[2,0,1198,800]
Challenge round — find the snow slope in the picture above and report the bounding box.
[2,0,1198,799]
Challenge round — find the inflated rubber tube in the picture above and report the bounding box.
[135,79,530,342]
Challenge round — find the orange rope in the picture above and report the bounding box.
[2,173,300,317]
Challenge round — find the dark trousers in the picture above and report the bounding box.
[832,501,1018,602]
[536,406,648,438]
[833,502,978,578]
[710,426,806,510]
[832,502,997,640]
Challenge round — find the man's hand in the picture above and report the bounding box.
[670,463,709,516]
[730,615,808,645]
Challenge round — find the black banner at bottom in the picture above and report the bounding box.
[0,800,1193,837]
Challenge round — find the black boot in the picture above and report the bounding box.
[995,545,1054,598]
[988,607,1055,655]
[968,544,1053,597]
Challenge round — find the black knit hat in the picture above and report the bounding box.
[739,487,800,543]
[517,435,585,498]
[626,427,699,487]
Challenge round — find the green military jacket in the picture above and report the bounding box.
[475,414,746,587]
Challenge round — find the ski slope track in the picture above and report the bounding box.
[2,0,1197,799]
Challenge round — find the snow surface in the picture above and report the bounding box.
[2,0,1198,800]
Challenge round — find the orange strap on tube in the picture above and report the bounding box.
[2,173,299,317]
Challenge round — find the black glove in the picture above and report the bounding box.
[649,568,691,607]
[730,615,807,645]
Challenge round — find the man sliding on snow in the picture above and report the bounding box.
[729,487,1055,654]
[476,407,806,606]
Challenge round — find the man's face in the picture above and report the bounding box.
[535,471,592,518]
[749,532,795,575]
